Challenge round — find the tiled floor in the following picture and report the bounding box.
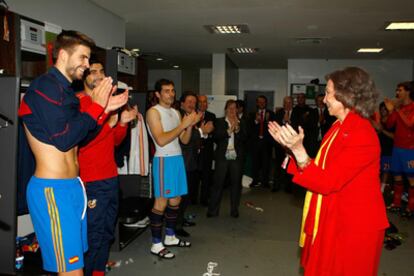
[108,187,414,276]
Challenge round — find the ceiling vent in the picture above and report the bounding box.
[228,47,258,54]
[293,37,327,45]
[204,24,250,34]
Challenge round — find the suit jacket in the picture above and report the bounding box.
[274,108,292,153]
[198,110,216,151]
[213,117,248,162]
[291,105,319,156]
[180,110,202,172]
[274,108,293,125]
[248,109,275,145]
[287,111,389,275]
[314,107,337,139]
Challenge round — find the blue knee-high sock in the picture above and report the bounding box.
[165,204,179,236]
[150,208,164,244]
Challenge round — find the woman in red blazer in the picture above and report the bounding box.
[269,67,389,276]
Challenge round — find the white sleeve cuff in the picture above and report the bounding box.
[198,128,208,138]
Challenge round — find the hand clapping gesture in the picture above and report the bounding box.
[268,122,304,151]
[200,121,214,135]
[268,121,310,167]
[120,105,139,126]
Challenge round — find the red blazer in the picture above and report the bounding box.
[288,111,389,275]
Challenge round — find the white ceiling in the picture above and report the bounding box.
[91,0,414,69]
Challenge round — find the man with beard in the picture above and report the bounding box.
[77,62,137,276]
[18,31,128,275]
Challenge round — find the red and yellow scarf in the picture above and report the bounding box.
[299,124,340,248]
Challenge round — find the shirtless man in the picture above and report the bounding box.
[146,79,201,259]
[18,30,128,275]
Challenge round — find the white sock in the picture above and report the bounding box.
[164,235,179,245]
[151,242,164,253]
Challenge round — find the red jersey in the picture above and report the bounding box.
[76,92,127,182]
[386,102,414,149]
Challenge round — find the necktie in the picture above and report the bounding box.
[259,111,264,137]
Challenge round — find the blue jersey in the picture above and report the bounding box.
[18,67,105,152]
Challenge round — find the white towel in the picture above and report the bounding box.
[128,113,149,176]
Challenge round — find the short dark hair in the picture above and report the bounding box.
[82,57,102,81]
[257,95,268,103]
[154,79,174,92]
[397,81,414,100]
[325,67,378,118]
[180,91,197,103]
[236,99,245,109]
[54,30,95,56]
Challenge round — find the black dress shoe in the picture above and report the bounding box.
[183,219,196,227]
[230,212,239,218]
[249,182,260,188]
[271,187,279,193]
[206,213,218,218]
[175,228,190,237]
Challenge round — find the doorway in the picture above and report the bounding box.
[243,90,274,114]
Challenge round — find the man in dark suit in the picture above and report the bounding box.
[177,92,213,237]
[248,95,275,188]
[291,93,319,157]
[273,96,294,192]
[314,93,336,145]
[197,95,216,206]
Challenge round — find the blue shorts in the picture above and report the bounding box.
[152,155,188,198]
[391,147,414,175]
[26,176,88,272]
[381,156,392,173]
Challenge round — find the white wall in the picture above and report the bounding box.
[182,69,200,93]
[10,0,125,49]
[225,56,239,96]
[288,59,413,100]
[238,69,288,108]
[212,53,226,95]
[199,68,212,95]
[148,70,182,97]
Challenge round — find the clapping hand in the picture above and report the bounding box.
[105,88,129,113]
[120,105,138,126]
[200,121,214,135]
[182,111,199,129]
[268,121,304,151]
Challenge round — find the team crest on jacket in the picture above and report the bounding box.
[88,199,97,209]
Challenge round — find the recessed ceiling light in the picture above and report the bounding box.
[156,57,164,61]
[228,47,258,54]
[173,65,179,68]
[357,48,383,53]
[385,22,414,30]
[204,24,250,34]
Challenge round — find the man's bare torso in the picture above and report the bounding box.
[24,125,79,179]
